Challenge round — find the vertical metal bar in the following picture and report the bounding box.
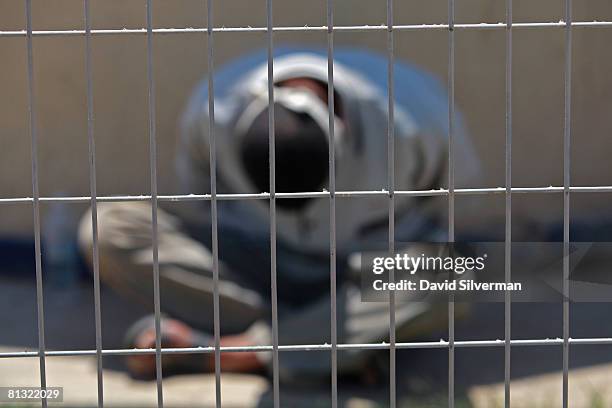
[266,1,280,406]
[562,0,572,406]
[326,1,338,407]
[386,0,396,407]
[504,0,513,406]
[24,1,48,407]
[145,1,164,406]
[83,0,104,406]
[447,0,456,405]
[206,0,222,406]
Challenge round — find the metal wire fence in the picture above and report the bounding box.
[2,0,612,407]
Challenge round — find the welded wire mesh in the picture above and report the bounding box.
[3,0,610,407]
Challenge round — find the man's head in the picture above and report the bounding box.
[237,80,344,210]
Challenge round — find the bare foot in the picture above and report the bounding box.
[125,317,264,379]
[126,318,203,379]
[215,333,265,373]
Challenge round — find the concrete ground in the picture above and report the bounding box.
[2,271,612,407]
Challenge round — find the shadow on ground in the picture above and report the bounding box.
[2,266,612,407]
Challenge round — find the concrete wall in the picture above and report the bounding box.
[1,0,612,237]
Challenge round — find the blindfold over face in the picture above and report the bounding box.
[237,86,342,210]
[235,85,345,157]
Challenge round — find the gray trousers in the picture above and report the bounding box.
[78,202,446,380]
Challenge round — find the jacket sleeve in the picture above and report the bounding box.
[394,113,446,192]
[176,88,212,197]
[173,86,213,227]
[393,96,480,193]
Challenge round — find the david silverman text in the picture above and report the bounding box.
[373,279,522,292]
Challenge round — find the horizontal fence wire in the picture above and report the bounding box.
[2,338,612,359]
[2,186,612,205]
[0,21,612,37]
